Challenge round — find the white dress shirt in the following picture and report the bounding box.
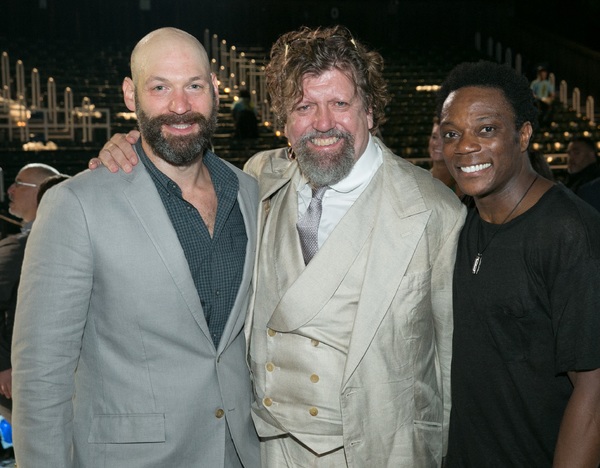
[297,134,383,248]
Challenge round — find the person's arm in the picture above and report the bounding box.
[553,368,600,467]
[0,369,11,400]
[88,130,141,173]
[12,185,94,467]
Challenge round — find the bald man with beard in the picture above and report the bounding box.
[12,28,260,468]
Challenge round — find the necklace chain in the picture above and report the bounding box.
[472,175,539,275]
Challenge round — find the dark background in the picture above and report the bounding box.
[3,0,600,98]
[3,0,600,51]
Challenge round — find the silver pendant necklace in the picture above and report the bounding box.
[472,175,539,275]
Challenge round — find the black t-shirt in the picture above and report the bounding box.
[446,184,600,467]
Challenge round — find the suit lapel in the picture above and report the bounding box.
[248,142,437,389]
[343,144,431,386]
[121,168,214,346]
[245,151,296,349]
[218,169,258,353]
[268,167,382,332]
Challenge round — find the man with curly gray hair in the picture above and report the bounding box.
[244,25,465,467]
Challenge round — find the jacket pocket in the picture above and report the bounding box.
[413,420,443,465]
[88,413,166,443]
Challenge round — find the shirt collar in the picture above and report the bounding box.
[134,140,238,199]
[135,140,176,194]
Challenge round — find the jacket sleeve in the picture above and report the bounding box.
[12,185,93,468]
[430,202,466,456]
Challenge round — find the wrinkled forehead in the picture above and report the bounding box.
[295,68,363,106]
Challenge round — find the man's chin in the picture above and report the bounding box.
[299,162,353,187]
[296,144,355,186]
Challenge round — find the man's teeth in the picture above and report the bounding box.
[311,137,339,146]
[461,163,491,173]
[170,124,191,129]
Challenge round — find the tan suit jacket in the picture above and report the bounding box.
[245,138,466,467]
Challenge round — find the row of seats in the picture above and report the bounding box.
[378,46,598,162]
[1,37,598,178]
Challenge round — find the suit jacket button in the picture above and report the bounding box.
[267,328,276,337]
[215,408,225,418]
[310,374,319,383]
[310,339,319,347]
[263,397,273,407]
[309,407,318,417]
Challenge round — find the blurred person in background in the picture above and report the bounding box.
[0,163,59,421]
[429,117,463,198]
[530,65,555,126]
[232,89,259,139]
[564,136,600,194]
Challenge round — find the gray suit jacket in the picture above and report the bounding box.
[12,160,260,467]
[245,138,466,466]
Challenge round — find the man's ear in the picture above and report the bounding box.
[123,78,136,112]
[519,121,533,152]
[367,107,374,131]
[211,73,220,108]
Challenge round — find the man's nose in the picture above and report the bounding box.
[169,90,192,114]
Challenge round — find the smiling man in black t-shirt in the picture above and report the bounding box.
[438,61,600,467]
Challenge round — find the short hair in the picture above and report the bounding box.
[569,136,597,156]
[265,25,390,132]
[436,61,538,132]
[36,174,70,205]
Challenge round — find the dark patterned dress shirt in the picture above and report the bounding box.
[136,141,247,347]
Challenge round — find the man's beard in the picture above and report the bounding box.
[136,97,218,167]
[294,129,356,187]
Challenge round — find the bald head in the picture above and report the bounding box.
[122,27,220,168]
[8,163,60,223]
[20,163,60,184]
[130,27,210,87]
